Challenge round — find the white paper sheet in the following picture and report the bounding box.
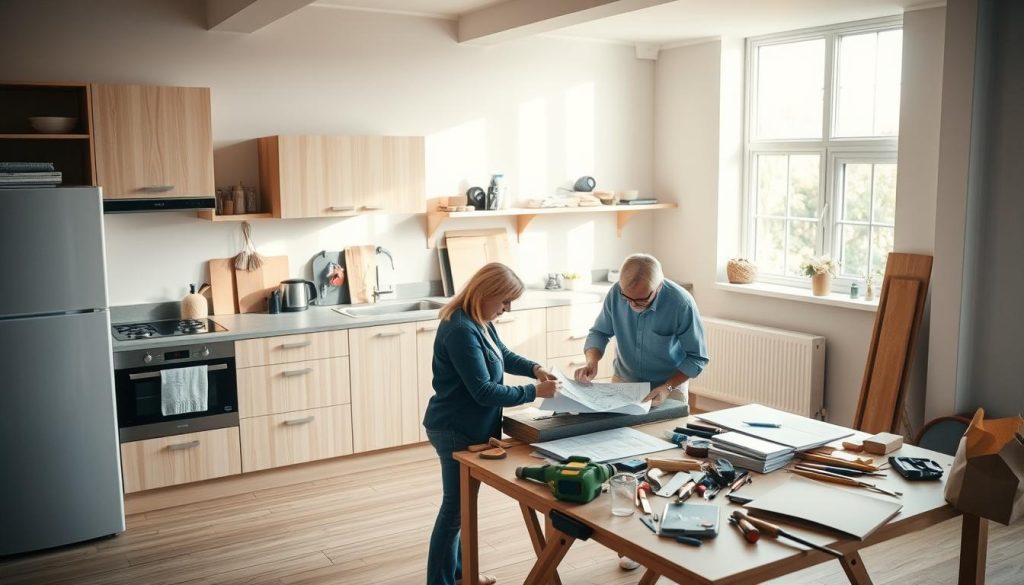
[531,427,676,462]
[538,368,651,415]
[697,403,853,451]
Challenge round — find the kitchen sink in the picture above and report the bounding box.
[334,299,445,318]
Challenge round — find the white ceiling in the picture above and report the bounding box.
[313,0,943,45]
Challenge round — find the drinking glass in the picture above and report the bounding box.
[609,473,638,517]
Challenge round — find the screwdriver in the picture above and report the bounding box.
[728,516,760,543]
[731,510,843,558]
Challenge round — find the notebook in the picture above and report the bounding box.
[745,476,903,540]
[658,502,720,538]
[709,443,793,474]
[711,431,794,459]
[698,403,853,451]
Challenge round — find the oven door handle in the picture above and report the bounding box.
[128,363,229,380]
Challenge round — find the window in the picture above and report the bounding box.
[745,18,902,289]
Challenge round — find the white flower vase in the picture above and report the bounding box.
[563,279,577,291]
[811,272,832,296]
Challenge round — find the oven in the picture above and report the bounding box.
[113,341,238,443]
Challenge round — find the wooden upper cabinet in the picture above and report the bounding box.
[258,134,424,219]
[92,84,214,199]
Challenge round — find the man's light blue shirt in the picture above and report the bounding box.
[584,280,709,385]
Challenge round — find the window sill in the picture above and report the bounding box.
[714,281,878,312]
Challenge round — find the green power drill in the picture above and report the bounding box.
[515,456,616,503]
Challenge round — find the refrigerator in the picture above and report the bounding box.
[0,187,125,555]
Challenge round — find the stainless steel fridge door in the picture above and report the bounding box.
[0,187,108,317]
[0,309,125,555]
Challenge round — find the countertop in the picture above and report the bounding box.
[111,285,612,352]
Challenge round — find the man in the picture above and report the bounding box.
[574,253,709,410]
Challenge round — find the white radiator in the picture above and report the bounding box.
[690,318,826,418]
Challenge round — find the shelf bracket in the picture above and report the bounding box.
[426,212,447,249]
[616,210,640,236]
[515,214,537,242]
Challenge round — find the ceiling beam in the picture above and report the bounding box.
[458,0,674,45]
[206,0,317,33]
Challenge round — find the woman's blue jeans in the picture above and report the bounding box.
[426,429,476,585]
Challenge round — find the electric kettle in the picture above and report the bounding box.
[278,279,317,312]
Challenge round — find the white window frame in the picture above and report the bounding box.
[743,16,902,291]
[829,150,899,280]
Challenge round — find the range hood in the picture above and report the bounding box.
[103,197,216,214]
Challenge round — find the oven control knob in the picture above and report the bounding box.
[143,353,153,364]
[201,347,210,358]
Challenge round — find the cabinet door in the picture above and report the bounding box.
[415,320,440,442]
[349,323,419,452]
[350,136,424,214]
[92,84,214,198]
[492,308,546,387]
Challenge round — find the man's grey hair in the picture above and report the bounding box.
[620,253,664,291]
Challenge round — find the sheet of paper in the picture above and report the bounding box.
[538,368,651,415]
[531,426,676,462]
[697,403,853,451]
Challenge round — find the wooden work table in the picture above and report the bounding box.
[455,418,985,585]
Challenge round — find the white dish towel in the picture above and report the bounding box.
[161,365,209,416]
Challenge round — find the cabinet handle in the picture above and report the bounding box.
[167,440,200,451]
[329,206,355,212]
[284,416,315,426]
[281,367,313,377]
[141,185,175,193]
[280,341,311,350]
[569,334,587,340]
[418,325,438,332]
[377,331,402,337]
[361,205,383,211]
[569,360,587,367]
[496,317,516,324]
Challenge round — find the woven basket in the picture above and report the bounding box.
[726,258,757,284]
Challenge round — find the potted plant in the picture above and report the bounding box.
[562,272,582,291]
[801,256,836,296]
[864,270,882,301]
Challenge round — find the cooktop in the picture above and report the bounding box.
[111,318,228,341]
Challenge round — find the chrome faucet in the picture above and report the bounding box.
[373,246,395,300]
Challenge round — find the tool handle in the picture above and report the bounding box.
[732,510,780,537]
[789,467,860,487]
[729,516,760,542]
[646,457,704,473]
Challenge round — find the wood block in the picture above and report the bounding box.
[478,448,507,460]
[862,432,903,455]
[842,441,864,452]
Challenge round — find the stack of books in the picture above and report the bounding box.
[0,162,61,187]
[619,198,658,205]
[709,431,794,473]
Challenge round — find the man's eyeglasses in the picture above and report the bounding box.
[620,289,655,306]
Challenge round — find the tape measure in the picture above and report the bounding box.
[685,438,712,458]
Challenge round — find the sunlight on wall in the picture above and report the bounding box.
[518,97,548,204]
[564,82,595,180]
[425,118,488,199]
[517,229,551,287]
[566,221,596,280]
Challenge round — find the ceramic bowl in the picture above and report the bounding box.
[619,189,639,201]
[29,116,78,133]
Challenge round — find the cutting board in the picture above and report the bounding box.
[235,255,289,313]
[445,228,512,293]
[208,258,238,315]
[344,245,377,304]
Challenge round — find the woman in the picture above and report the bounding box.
[423,263,559,585]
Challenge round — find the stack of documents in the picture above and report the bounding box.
[531,427,675,462]
[709,431,794,473]
[539,368,651,415]
[697,403,853,451]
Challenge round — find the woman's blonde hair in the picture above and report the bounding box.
[439,263,525,324]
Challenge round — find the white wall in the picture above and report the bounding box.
[0,0,656,304]
[652,10,948,427]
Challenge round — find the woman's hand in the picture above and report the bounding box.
[535,379,560,399]
[642,384,670,407]
[532,365,555,382]
[574,360,599,383]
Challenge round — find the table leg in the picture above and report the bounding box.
[959,513,988,585]
[638,569,661,585]
[460,464,481,585]
[520,504,562,585]
[839,551,873,585]
[524,526,576,585]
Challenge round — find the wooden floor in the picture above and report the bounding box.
[2,445,1022,585]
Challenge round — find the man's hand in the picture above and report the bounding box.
[535,379,560,399]
[642,384,670,407]
[532,365,555,382]
[574,360,599,384]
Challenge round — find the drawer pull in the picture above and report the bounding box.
[167,440,200,451]
[280,341,311,350]
[568,360,587,367]
[281,367,313,377]
[569,334,587,340]
[141,185,175,193]
[284,416,315,426]
[361,205,383,211]
[377,331,402,337]
[418,325,438,332]
[496,317,516,324]
[329,205,355,212]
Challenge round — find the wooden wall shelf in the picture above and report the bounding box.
[425,200,676,248]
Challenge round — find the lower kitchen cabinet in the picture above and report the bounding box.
[120,427,241,494]
[415,319,440,442]
[239,404,353,472]
[237,356,351,418]
[349,323,420,451]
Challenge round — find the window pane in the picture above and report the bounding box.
[787,220,817,277]
[873,163,897,224]
[834,30,903,137]
[756,155,787,216]
[840,223,869,278]
[756,39,825,139]
[843,163,872,222]
[756,218,785,274]
[789,155,820,218]
[871,227,894,275]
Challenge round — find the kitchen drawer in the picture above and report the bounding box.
[235,330,349,368]
[120,427,241,494]
[547,341,616,379]
[239,404,353,472]
[546,330,591,359]
[237,356,351,418]
[546,303,603,333]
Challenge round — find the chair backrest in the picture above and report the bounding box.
[852,253,933,434]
